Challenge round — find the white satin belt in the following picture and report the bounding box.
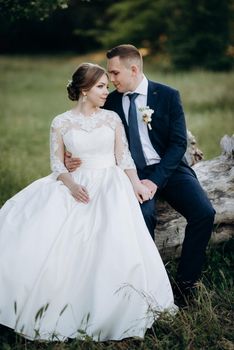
[78,154,116,169]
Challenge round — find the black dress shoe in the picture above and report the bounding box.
[172,281,197,308]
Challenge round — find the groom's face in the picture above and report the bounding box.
[107,56,134,93]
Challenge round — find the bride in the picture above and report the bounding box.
[0,62,177,342]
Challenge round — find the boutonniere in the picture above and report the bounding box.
[138,106,154,130]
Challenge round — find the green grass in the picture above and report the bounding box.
[0,54,233,349]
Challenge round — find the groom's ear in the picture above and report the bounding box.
[131,64,138,76]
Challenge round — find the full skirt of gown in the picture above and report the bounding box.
[0,112,176,341]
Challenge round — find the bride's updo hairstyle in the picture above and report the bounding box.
[67,63,107,101]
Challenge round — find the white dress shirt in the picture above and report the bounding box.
[122,75,161,165]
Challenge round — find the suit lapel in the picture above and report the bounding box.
[146,81,159,142]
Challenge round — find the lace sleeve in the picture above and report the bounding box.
[50,118,69,179]
[114,116,136,170]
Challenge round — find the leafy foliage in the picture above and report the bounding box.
[99,0,170,52]
[0,0,233,70]
[100,0,233,70]
[0,0,69,21]
[167,0,233,70]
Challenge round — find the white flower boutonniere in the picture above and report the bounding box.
[138,106,154,130]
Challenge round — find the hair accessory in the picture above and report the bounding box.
[67,80,72,88]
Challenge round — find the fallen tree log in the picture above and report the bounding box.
[156,134,234,259]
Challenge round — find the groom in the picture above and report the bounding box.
[104,44,215,297]
[66,44,215,300]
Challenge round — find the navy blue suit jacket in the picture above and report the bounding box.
[104,80,195,189]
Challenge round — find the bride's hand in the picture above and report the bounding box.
[70,184,89,203]
[134,183,151,204]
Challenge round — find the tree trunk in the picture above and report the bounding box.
[156,134,234,259]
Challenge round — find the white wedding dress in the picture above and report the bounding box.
[0,109,176,342]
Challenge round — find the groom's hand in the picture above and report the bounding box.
[64,151,82,172]
[141,179,157,199]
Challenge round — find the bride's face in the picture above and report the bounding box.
[107,56,136,93]
[86,74,109,107]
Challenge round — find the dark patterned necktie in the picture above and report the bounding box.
[127,93,147,169]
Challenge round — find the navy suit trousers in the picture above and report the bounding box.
[138,165,215,285]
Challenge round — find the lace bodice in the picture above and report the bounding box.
[50,109,136,178]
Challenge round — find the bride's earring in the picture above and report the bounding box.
[82,93,87,103]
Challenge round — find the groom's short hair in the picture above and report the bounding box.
[106,44,143,71]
